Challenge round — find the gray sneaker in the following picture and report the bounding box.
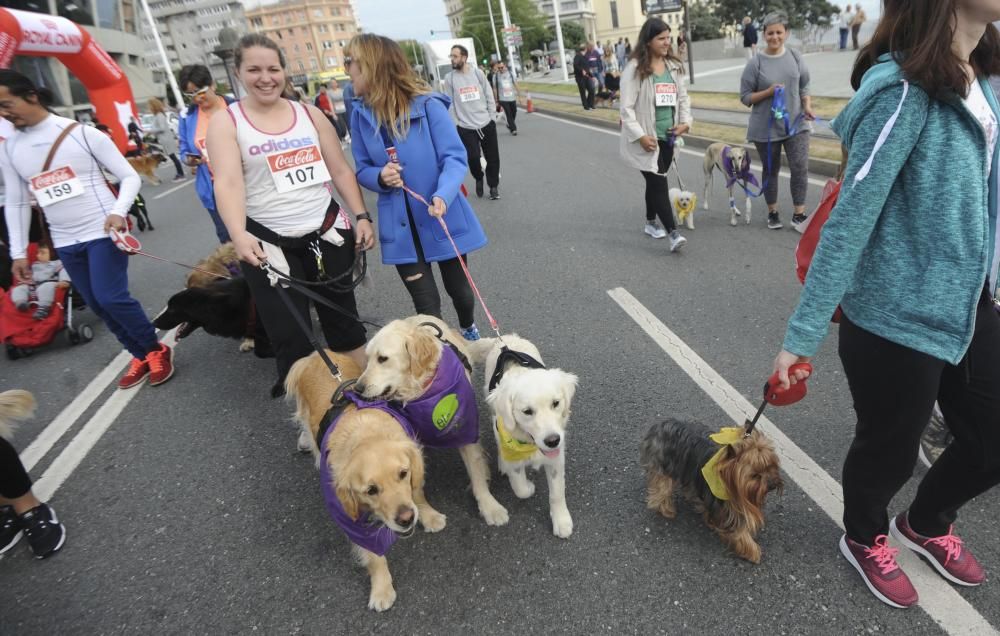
[767,211,783,230]
[644,220,667,239]
[919,403,951,468]
[669,230,687,252]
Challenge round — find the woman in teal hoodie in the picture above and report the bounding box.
[773,0,1000,608]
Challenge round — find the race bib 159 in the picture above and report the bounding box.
[29,165,84,206]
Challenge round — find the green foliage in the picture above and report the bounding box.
[550,20,586,49]
[397,39,421,67]
[687,2,723,41]
[459,0,548,61]
[713,0,838,30]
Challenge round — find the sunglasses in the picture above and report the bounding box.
[344,56,354,66]
[183,86,211,100]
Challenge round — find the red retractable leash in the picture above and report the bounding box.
[400,184,502,337]
[744,362,813,436]
[109,228,232,280]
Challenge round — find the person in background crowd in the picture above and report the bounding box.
[177,64,232,244]
[348,34,488,342]
[147,97,185,182]
[574,44,595,110]
[328,79,349,142]
[619,18,691,253]
[602,44,621,78]
[625,37,632,56]
[208,34,372,397]
[773,0,1000,608]
[851,3,867,51]
[743,16,758,59]
[838,4,854,50]
[0,70,174,390]
[444,43,502,201]
[586,42,605,91]
[615,37,627,70]
[492,61,520,136]
[740,12,814,231]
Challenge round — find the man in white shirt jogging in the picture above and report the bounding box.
[0,70,174,389]
[444,44,502,200]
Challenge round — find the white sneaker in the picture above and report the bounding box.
[644,221,667,239]
[669,231,687,252]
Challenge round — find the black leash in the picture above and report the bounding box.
[266,265,385,329]
[274,283,344,381]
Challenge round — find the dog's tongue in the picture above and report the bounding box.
[541,448,560,458]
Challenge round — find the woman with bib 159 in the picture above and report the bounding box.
[207,34,374,397]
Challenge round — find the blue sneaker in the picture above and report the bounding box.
[460,324,481,341]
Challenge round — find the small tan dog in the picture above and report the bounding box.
[702,142,755,226]
[355,315,509,527]
[285,351,447,612]
[127,153,166,185]
[0,389,36,440]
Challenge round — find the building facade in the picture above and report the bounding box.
[443,0,462,36]
[2,0,160,118]
[593,0,683,47]
[139,0,246,89]
[246,0,359,89]
[536,0,597,42]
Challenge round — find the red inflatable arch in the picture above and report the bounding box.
[0,7,138,152]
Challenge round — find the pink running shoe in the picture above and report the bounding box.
[890,513,985,587]
[839,534,919,608]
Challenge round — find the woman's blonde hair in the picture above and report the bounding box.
[148,97,166,114]
[346,34,430,139]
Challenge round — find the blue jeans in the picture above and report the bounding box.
[205,206,231,244]
[839,28,849,50]
[57,238,158,359]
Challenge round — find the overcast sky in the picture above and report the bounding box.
[354,0,449,41]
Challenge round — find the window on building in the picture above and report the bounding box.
[322,41,333,50]
[297,61,305,72]
[55,0,95,26]
[313,8,322,17]
[309,58,318,70]
[334,23,345,32]
[318,24,328,33]
[129,54,139,65]
[251,17,263,27]
[610,1,619,28]
[325,56,336,67]
[305,42,313,51]
[122,0,137,33]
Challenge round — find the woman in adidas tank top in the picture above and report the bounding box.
[207,34,374,397]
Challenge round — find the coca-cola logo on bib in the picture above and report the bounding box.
[31,167,75,190]
[267,146,320,171]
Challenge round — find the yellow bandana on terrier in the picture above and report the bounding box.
[701,427,743,501]
[674,192,698,223]
[496,416,538,462]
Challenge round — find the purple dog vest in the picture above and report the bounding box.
[319,393,416,556]
[398,344,480,448]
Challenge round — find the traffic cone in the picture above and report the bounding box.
[525,93,534,113]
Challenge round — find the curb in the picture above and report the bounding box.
[526,103,841,179]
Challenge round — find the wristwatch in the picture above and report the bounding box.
[355,212,372,223]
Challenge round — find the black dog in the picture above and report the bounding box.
[129,193,154,232]
[154,277,273,358]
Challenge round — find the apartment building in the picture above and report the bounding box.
[139,0,246,86]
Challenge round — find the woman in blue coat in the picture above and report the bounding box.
[347,34,488,340]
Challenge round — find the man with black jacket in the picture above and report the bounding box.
[573,45,594,110]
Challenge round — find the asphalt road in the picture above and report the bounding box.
[1,112,997,635]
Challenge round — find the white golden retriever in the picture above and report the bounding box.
[355,315,509,527]
[473,335,579,538]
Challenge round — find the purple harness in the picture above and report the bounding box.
[722,146,760,190]
[319,392,415,556]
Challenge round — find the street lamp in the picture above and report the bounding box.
[213,27,240,99]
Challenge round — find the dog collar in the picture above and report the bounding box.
[488,347,546,393]
[495,416,538,462]
[701,426,743,501]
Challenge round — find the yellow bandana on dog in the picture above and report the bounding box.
[496,416,538,462]
[701,427,743,501]
[674,192,698,223]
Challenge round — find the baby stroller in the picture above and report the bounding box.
[0,243,93,360]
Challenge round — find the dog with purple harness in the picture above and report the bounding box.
[702,141,758,226]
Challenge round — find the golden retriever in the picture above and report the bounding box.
[284,350,447,611]
[355,315,510,527]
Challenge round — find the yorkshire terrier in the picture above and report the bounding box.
[640,418,783,563]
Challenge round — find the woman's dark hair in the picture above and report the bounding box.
[234,33,286,69]
[852,0,1000,98]
[0,70,54,107]
[178,64,213,90]
[630,17,681,81]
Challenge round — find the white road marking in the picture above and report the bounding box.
[20,350,131,472]
[690,52,819,80]
[152,179,193,199]
[33,329,180,502]
[532,111,829,188]
[608,287,997,636]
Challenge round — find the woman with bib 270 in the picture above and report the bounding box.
[208,34,374,397]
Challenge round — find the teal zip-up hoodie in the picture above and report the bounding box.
[783,58,1000,365]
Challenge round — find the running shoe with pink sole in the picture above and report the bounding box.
[890,513,985,587]
[839,534,919,608]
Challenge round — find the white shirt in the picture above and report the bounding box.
[965,80,998,175]
[0,114,140,260]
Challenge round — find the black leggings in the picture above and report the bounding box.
[168,153,184,178]
[839,285,1000,543]
[0,438,32,499]
[241,227,367,384]
[457,121,500,188]
[396,200,476,329]
[639,138,677,232]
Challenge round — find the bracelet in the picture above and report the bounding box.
[355,213,372,223]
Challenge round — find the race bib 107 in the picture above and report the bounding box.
[266,145,331,193]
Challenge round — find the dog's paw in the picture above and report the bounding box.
[239,338,255,352]
[420,509,447,533]
[368,586,396,612]
[510,478,535,499]
[551,509,573,539]
[730,214,738,226]
[479,498,510,526]
[296,429,313,453]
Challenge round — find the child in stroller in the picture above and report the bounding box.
[9,244,70,320]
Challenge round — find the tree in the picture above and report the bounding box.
[549,20,586,50]
[459,0,548,63]
[714,0,837,30]
[397,39,421,68]
[687,2,723,41]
